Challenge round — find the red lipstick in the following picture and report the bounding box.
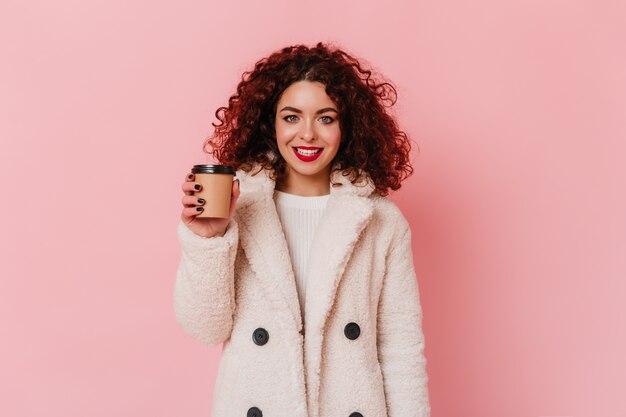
[292,146,323,162]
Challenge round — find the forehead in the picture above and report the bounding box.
[277,80,335,106]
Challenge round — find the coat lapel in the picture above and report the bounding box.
[235,166,303,331]
[303,174,375,417]
[234,162,376,417]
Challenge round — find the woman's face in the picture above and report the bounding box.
[274,80,341,181]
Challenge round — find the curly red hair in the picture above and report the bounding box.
[204,41,417,197]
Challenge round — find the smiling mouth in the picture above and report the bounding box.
[293,147,322,156]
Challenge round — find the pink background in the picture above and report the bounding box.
[1,0,624,416]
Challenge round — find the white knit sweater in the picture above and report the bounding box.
[273,189,330,324]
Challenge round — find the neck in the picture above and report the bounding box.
[275,166,331,196]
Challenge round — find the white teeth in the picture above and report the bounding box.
[295,147,322,156]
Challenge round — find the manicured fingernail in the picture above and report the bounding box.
[194,184,201,190]
[197,198,205,204]
[196,207,204,212]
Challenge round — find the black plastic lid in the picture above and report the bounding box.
[191,164,235,174]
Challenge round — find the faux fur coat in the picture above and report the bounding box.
[174,163,431,417]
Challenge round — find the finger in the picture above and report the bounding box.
[182,195,206,208]
[182,181,202,196]
[228,179,240,214]
[230,179,240,203]
[181,173,195,196]
[182,205,205,219]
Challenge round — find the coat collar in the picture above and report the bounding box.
[233,161,376,417]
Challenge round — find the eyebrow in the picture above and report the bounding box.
[279,106,338,114]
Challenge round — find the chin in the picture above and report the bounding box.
[296,165,332,178]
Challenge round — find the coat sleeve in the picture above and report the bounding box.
[173,218,239,347]
[377,220,431,417]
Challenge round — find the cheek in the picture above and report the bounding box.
[274,126,288,145]
[328,128,342,148]
[275,124,296,143]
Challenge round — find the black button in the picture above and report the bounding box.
[344,322,360,340]
[252,328,269,346]
[349,412,363,417]
[247,406,262,417]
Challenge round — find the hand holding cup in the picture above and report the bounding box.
[180,165,240,238]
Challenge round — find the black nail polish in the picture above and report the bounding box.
[194,184,201,190]
[197,198,205,204]
[196,206,204,211]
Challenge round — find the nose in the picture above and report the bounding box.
[299,120,316,142]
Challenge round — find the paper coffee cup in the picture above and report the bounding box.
[191,164,236,218]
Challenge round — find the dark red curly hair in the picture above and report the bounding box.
[204,41,417,197]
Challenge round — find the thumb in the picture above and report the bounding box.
[228,179,240,212]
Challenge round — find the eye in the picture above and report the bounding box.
[320,116,335,123]
[283,115,298,122]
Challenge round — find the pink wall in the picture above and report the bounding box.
[1,0,624,416]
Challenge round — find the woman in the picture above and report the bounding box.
[175,42,430,417]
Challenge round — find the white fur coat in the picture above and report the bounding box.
[174,163,430,417]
